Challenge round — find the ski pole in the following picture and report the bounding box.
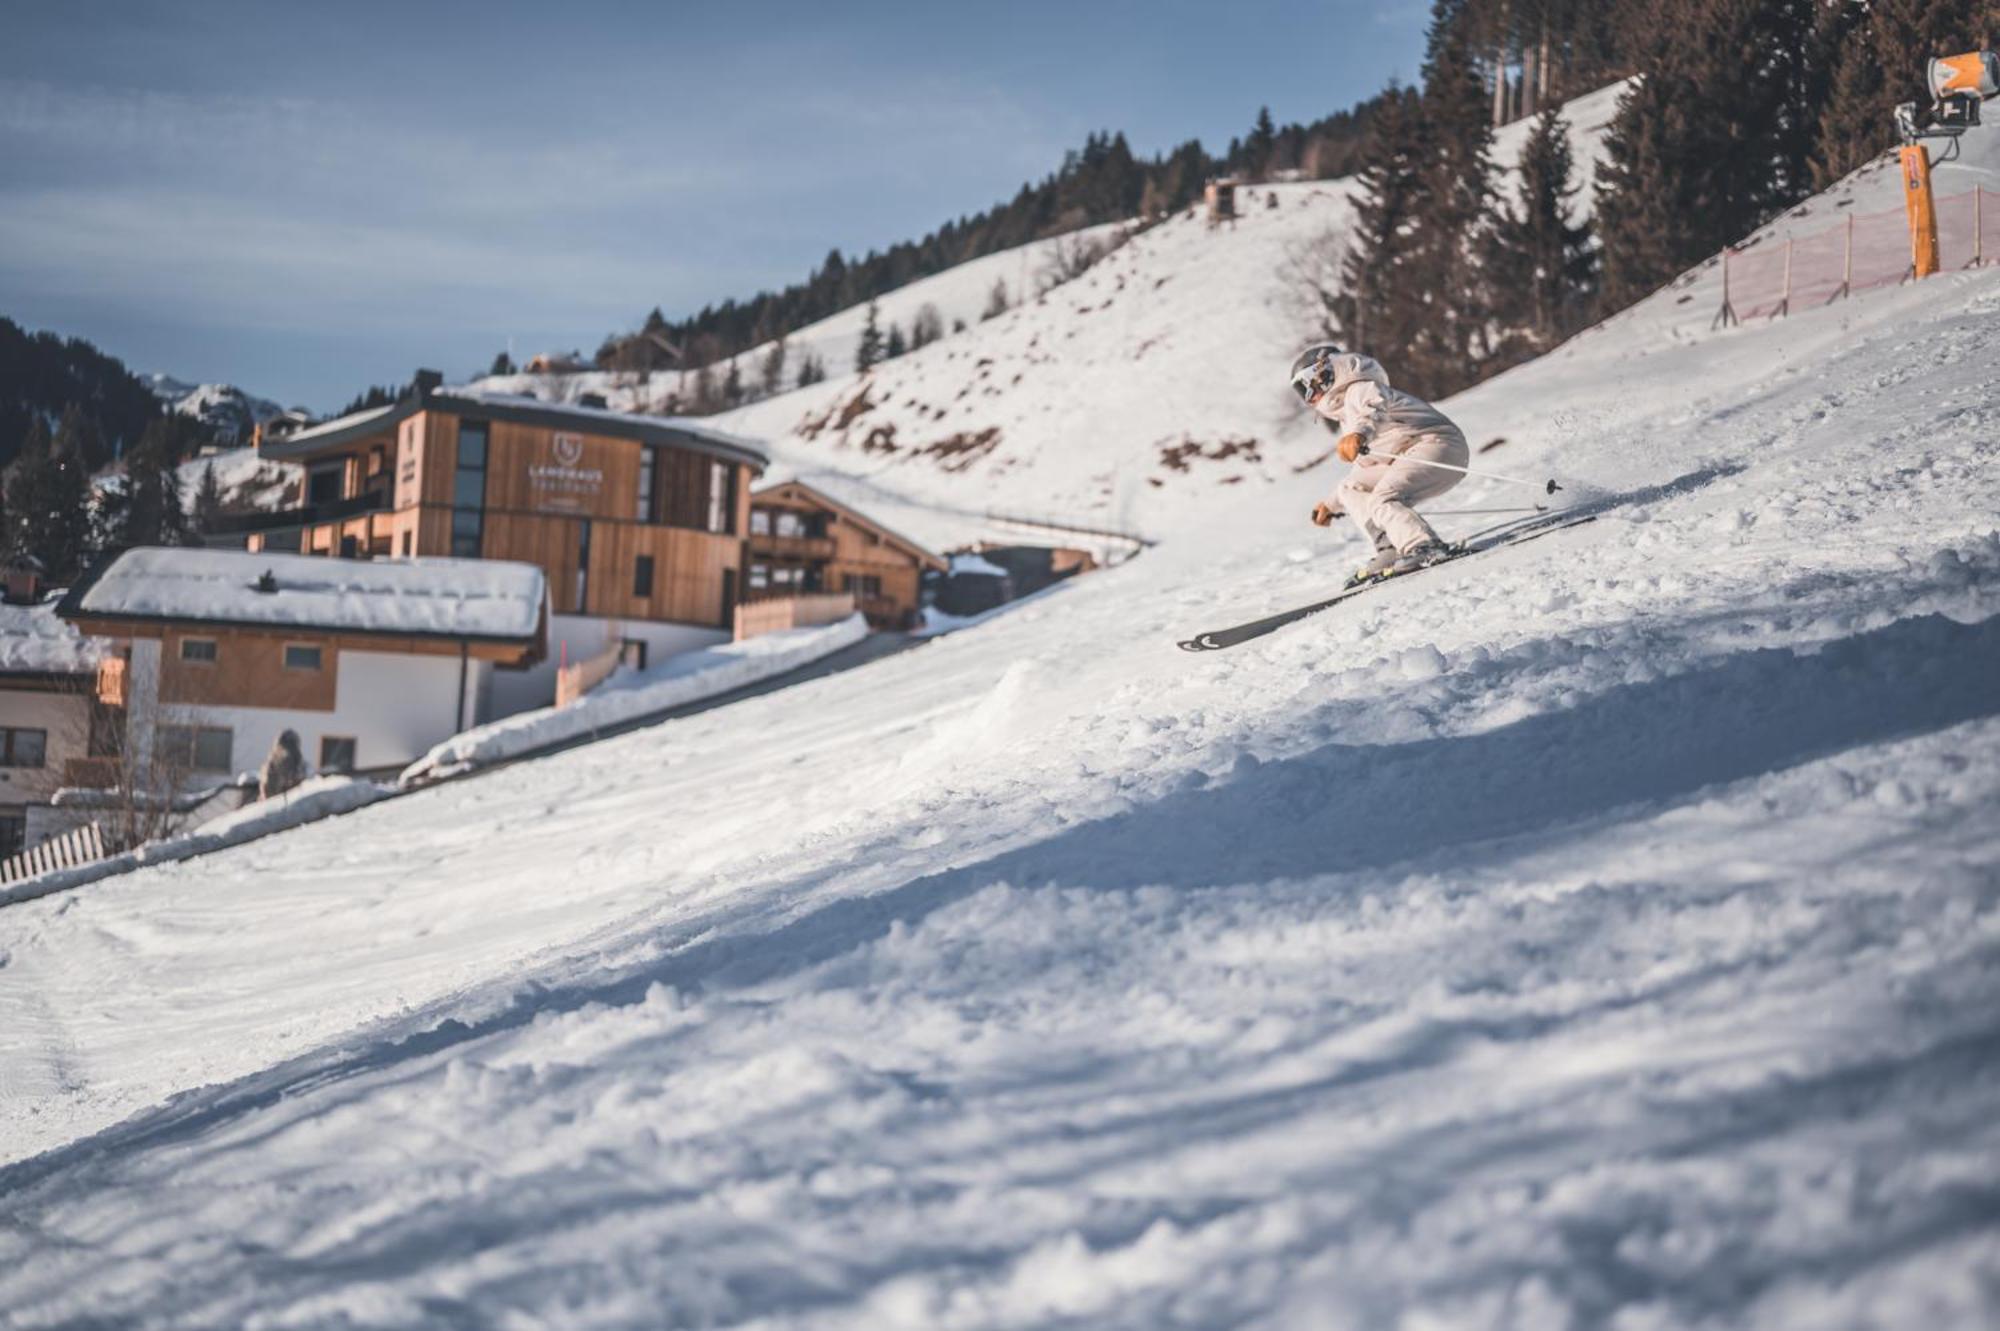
[1357,443,1562,495]
[1426,505,1548,515]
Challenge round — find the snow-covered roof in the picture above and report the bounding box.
[0,600,107,677]
[59,548,547,643]
[948,551,1009,578]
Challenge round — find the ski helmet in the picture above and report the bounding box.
[1289,342,1343,402]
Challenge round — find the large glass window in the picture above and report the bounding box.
[283,644,323,671]
[707,462,734,534]
[636,448,656,522]
[633,554,654,598]
[307,463,345,505]
[749,508,772,536]
[179,638,218,664]
[452,422,488,557]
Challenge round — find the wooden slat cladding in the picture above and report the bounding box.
[160,629,339,712]
[389,409,751,629]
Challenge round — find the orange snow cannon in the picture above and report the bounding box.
[1928,52,1999,102]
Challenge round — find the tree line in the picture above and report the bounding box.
[1324,0,1991,402]
[587,95,1423,380]
[0,319,233,585]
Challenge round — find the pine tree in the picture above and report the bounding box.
[855,301,884,373]
[1400,2,1500,396]
[488,350,517,376]
[910,303,944,350]
[885,322,907,359]
[108,417,187,550]
[1812,2,1885,185]
[18,407,97,580]
[1595,0,1817,313]
[761,337,788,397]
[193,460,225,534]
[1246,106,1278,180]
[796,352,827,389]
[723,359,744,406]
[1334,86,1427,365]
[1487,107,1596,351]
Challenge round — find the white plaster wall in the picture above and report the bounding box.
[0,688,91,809]
[487,615,728,718]
[162,650,468,779]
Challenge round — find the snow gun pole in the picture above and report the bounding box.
[1356,443,1564,496]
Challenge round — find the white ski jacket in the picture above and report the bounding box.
[1313,354,1465,460]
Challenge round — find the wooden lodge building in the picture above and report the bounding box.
[746,481,945,630]
[236,373,771,711]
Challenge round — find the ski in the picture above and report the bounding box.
[1176,512,1597,652]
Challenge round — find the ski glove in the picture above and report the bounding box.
[1336,433,1367,464]
[1311,502,1341,527]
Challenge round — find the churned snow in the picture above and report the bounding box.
[1,89,1997,1329]
[73,547,548,641]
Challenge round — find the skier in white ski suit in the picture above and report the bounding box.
[1293,346,1468,578]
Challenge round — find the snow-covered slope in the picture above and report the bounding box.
[3,100,1998,1326]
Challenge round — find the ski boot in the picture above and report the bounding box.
[1385,539,1452,577]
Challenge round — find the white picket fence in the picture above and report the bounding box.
[0,822,107,885]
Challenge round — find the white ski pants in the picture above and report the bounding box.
[1337,430,1469,553]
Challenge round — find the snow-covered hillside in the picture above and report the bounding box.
[3,95,1998,1327]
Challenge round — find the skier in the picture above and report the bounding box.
[1291,343,1469,582]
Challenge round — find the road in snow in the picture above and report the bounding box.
[2,117,1998,1326]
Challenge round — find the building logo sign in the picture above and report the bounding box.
[528,432,604,512]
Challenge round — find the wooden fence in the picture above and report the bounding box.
[556,641,627,708]
[0,822,107,885]
[734,591,856,640]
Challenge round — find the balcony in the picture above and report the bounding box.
[206,488,391,537]
[746,532,836,560]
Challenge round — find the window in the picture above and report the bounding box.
[634,554,655,598]
[774,510,807,539]
[157,725,233,774]
[319,736,356,773]
[307,463,344,504]
[0,727,47,768]
[707,461,734,534]
[749,562,770,591]
[575,519,593,611]
[179,638,218,664]
[0,810,23,859]
[750,508,772,536]
[636,447,656,522]
[452,422,488,557]
[283,644,323,671]
[400,530,412,557]
[843,574,883,599]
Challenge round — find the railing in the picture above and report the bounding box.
[0,822,106,885]
[206,488,391,536]
[734,591,856,640]
[1716,186,1998,327]
[746,532,837,560]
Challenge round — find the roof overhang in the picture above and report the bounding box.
[750,479,947,571]
[260,390,770,473]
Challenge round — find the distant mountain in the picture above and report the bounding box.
[144,373,295,448]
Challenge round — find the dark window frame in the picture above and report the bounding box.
[319,735,357,773]
[451,420,489,558]
[634,553,655,598]
[179,637,219,664]
[0,727,48,769]
[283,643,324,672]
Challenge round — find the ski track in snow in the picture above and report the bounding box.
[3,122,2000,1325]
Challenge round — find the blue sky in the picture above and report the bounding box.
[0,1,1430,411]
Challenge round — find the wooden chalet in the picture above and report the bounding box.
[240,373,767,635]
[746,480,946,630]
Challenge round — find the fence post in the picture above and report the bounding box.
[1712,247,1738,329]
[1975,188,1985,269]
[1773,238,1793,318]
[1838,214,1852,300]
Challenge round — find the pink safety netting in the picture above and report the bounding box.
[1718,188,1997,323]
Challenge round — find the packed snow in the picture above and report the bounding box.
[2,91,1998,1329]
[403,613,870,780]
[71,547,549,641]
